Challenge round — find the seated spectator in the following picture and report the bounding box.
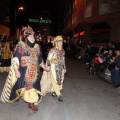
[106,49,114,63]
[111,49,120,87]
[107,56,116,71]
[78,47,85,60]
[102,49,114,69]
[94,53,104,75]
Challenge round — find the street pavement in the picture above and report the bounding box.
[0,58,120,120]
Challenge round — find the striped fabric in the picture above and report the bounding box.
[40,71,52,96]
[0,66,13,103]
[0,57,19,103]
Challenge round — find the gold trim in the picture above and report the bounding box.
[8,88,42,105]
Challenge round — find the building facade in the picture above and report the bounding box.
[37,11,54,36]
[0,0,10,36]
[64,0,120,43]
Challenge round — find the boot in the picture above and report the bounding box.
[28,103,38,111]
[28,103,31,108]
[0,67,4,72]
[15,99,19,102]
[58,95,64,102]
[51,92,57,97]
[6,67,9,72]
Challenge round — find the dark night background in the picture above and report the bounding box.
[10,0,60,36]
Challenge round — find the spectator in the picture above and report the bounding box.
[111,49,120,87]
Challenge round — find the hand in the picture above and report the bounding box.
[115,66,119,70]
[64,69,67,74]
[110,59,114,63]
[57,81,62,85]
[44,66,50,72]
[41,64,50,72]
[15,69,21,78]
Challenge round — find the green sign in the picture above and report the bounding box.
[29,19,52,23]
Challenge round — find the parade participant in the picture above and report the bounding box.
[41,35,66,102]
[1,37,12,72]
[0,25,49,111]
[0,34,12,72]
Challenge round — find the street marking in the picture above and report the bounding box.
[63,103,71,120]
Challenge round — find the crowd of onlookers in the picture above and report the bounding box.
[37,40,120,89]
[64,40,120,88]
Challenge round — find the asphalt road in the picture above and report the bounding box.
[0,58,120,120]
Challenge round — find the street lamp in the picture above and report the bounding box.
[18,7,24,10]
[15,6,24,31]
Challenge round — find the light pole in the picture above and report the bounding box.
[15,6,24,32]
[18,7,24,28]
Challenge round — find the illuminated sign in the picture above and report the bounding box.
[29,19,52,23]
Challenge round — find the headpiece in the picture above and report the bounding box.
[53,35,63,45]
[20,25,35,41]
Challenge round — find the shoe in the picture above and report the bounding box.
[51,92,57,97]
[58,96,64,102]
[15,99,19,102]
[0,67,4,72]
[28,103,31,108]
[28,103,38,111]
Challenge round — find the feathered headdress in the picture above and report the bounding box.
[20,25,35,41]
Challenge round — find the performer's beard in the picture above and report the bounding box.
[26,39,35,48]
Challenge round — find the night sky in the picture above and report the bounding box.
[19,0,58,17]
[10,0,59,35]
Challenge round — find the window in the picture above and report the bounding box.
[72,10,76,25]
[99,0,120,14]
[99,0,114,14]
[75,0,77,5]
[73,0,77,8]
[84,0,92,18]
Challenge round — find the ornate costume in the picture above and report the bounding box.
[0,26,48,111]
[0,35,12,72]
[41,36,66,101]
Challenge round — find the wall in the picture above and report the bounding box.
[0,25,10,36]
[110,18,120,42]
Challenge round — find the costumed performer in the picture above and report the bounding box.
[0,25,49,111]
[41,35,66,101]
